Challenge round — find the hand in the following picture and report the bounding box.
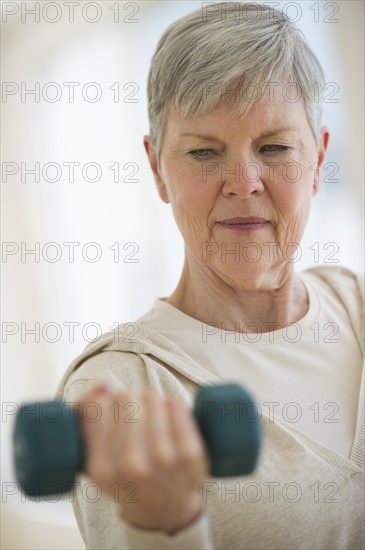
[75,384,211,534]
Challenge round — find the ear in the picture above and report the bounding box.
[143,136,170,203]
[312,126,330,196]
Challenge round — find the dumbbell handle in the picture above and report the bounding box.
[13,383,262,498]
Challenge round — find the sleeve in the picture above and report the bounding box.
[121,512,214,550]
[63,374,215,550]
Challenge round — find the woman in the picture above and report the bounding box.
[56,3,364,549]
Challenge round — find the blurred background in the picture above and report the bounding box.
[1,1,364,548]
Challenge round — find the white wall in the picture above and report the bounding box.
[1,1,363,548]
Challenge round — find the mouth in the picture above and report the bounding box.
[216,217,270,232]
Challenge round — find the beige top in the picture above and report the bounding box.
[56,265,364,550]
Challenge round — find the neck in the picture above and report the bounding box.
[164,257,309,334]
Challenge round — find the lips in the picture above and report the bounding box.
[218,217,269,224]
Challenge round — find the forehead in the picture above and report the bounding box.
[165,80,309,138]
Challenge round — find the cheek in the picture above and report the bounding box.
[270,180,313,250]
[173,176,218,220]
[271,160,314,216]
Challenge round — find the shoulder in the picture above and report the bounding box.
[300,264,364,301]
[55,321,197,403]
[55,327,150,402]
[300,264,364,354]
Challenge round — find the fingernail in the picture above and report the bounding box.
[95,384,110,394]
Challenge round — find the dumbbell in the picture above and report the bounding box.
[13,383,262,498]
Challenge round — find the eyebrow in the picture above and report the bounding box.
[179,128,297,141]
[179,133,221,141]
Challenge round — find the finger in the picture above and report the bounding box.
[112,391,149,479]
[78,387,115,486]
[143,390,176,470]
[165,397,211,480]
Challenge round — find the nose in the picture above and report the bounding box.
[220,159,265,199]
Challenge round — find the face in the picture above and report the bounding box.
[144,80,330,290]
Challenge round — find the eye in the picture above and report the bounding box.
[189,149,215,160]
[261,145,290,154]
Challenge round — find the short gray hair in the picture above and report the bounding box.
[146,2,326,163]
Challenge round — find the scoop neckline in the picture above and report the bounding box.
[152,271,320,345]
